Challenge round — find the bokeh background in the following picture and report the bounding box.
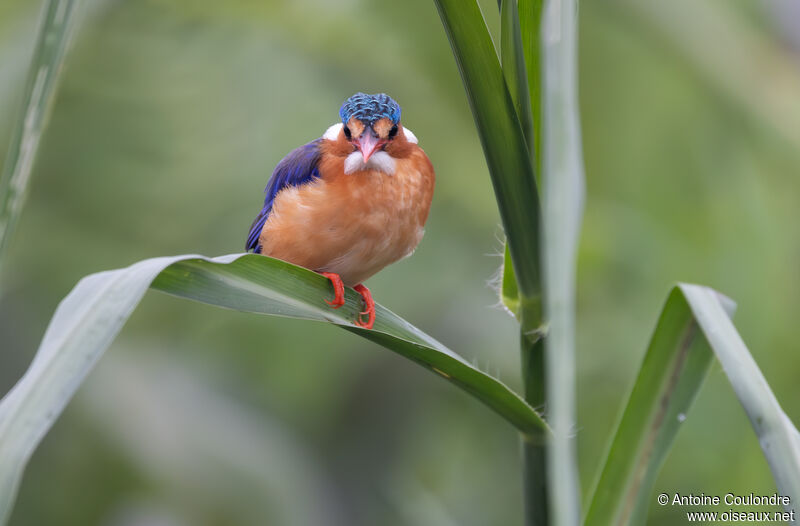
[1,0,799,524]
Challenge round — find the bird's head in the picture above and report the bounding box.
[321,93,418,175]
[338,92,401,163]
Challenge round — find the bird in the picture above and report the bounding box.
[246,93,435,329]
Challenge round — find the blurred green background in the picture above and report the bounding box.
[1,0,799,524]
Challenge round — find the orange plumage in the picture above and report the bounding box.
[259,125,434,286]
[247,93,434,329]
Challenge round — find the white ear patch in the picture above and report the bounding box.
[322,122,343,141]
[403,126,418,144]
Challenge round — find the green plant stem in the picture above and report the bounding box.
[498,1,548,522]
[541,0,584,524]
[521,332,548,526]
[509,0,548,518]
[499,2,550,522]
[432,2,548,523]
[523,441,548,526]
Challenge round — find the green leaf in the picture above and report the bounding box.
[432,0,542,307]
[497,0,545,323]
[0,253,549,525]
[497,0,536,320]
[584,286,729,526]
[519,0,544,173]
[540,0,585,524]
[585,284,800,525]
[500,0,534,153]
[0,0,81,272]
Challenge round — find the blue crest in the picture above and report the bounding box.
[339,93,401,126]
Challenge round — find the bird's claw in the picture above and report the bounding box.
[319,274,374,329]
[320,272,346,309]
[353,284,375,329]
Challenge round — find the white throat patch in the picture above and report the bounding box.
[344,151,396,175]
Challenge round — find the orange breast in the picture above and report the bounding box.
[259,147,435,286]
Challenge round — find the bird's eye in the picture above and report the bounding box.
[343,126,352,139]
[389,125,398,138]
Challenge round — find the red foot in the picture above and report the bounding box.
[353,284,375,329]
[320,272,345,308]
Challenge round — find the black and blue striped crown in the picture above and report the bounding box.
[339,93,401,126]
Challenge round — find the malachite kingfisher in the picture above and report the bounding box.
[246,93,435,329]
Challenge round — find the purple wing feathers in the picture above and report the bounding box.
[246,140,322,253]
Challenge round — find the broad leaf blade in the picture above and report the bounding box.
[0,0,81,272]
[0,253,548,525]
[583,287,730,526]
[153,255,548,436]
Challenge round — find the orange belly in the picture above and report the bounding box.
[259,151,434,286]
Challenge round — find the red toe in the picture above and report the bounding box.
[353,284,375,329]
[320,272,345,308]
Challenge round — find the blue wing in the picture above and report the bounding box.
[246,139,322,253]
